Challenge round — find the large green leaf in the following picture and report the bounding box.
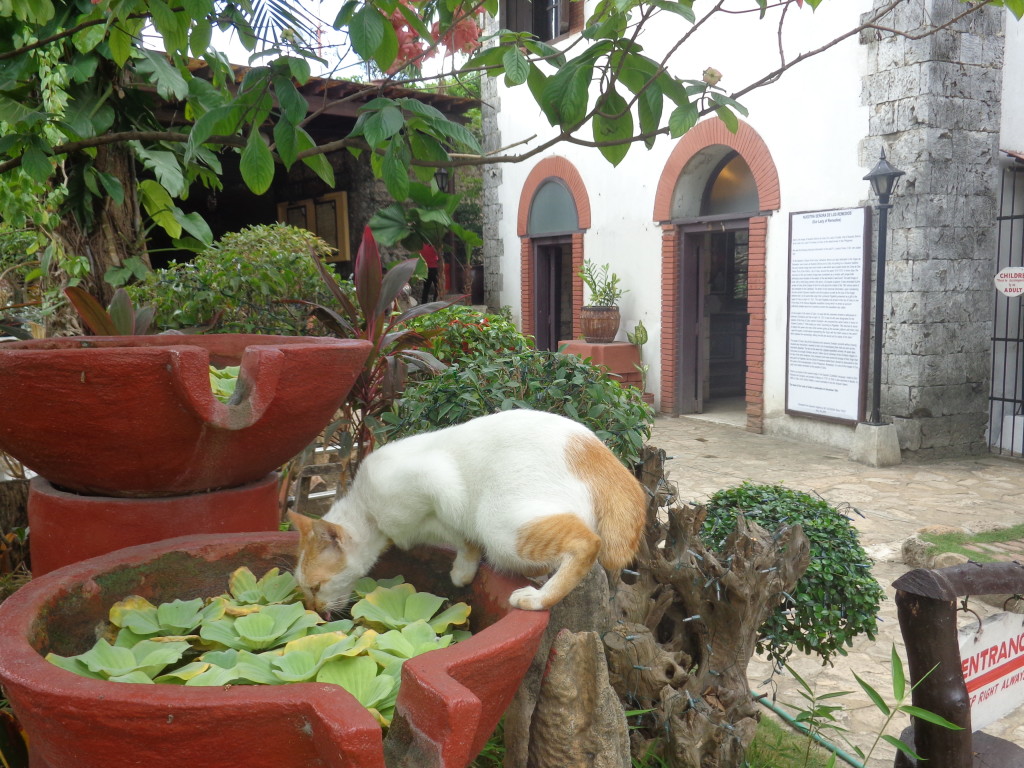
[544,59,593,127]
[382,140,410,202]
[350,5,386,60]
[137,49,189,101]
[363,104,406,148]
[0,95,41,126]
[370,202,413,244]
[133,145,185,197]
[668,101,698,138]
[273,74,309,126]
[139,179,182,238]
[20,146,52,183]
[502,47,529,86]
[593,88,633,166]
[240,128,275,195]
[317,655,397,714]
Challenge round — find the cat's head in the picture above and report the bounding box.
[287,511,361,616]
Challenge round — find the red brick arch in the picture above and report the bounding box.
[516,157,591,339]
[654,119,780,431]
[517,156,591,236]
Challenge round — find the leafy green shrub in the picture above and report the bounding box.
[379,349,654,467]
[46,568,470,727]
[128,224,350,335]
[701,482,884,668]
[406,305,534,365]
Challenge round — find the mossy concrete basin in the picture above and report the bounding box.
[0,532,548,768]
[0,335,371,497]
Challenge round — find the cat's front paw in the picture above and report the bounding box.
[509,586,547,611]
[449,561,478,587]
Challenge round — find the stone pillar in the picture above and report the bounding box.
[861,0,1004,457]
[480,58,504,313]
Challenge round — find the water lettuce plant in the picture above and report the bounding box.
[45,569,470,727]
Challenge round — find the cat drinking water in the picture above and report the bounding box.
[288,409,646,613]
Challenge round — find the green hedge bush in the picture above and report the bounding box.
[129,224,349,335]
[406,305,534,365]
[379,349,654,467]
[702,482,884,668]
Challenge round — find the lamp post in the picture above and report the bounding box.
[863,149,905,425]
[433,166,458,293]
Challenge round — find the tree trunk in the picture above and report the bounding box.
[503,447,810,768]
[47,67,148,335]
[604,447,811,768]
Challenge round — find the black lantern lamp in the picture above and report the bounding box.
[863,149,905,425]
[864,150,906,203]
[434,166,450,192]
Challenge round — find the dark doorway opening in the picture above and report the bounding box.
[534,238,573,351]
[677,224,749,413]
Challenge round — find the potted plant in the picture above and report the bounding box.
[578,260,626,343]
[0,532,548,768]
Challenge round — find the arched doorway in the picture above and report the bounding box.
[517,157,591,351]
[653,120,780,431]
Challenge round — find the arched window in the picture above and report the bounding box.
[528,180,579,236]
[702,152,759,216]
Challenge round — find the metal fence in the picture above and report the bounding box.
[988,154,1024,456]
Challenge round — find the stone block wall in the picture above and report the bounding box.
[480,73,505,312]
[861,0,1003,457]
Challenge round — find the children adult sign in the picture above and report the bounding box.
[786,208,870,422]
[960,612,1024,730]
[994,266,1024,297]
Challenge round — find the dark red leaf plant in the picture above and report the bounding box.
[304,226,448,473]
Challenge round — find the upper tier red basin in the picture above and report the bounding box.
[0,335,370,496]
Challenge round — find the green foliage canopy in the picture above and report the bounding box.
[1,0,1019,260]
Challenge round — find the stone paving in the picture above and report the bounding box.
[649,414,1024,767]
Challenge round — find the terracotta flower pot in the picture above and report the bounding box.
[0,532,549,768]
[0,335,371,497]
[580,306,620,343]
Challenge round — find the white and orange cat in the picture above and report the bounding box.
[288,409,646,613]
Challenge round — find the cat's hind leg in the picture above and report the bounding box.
[508,514,600,611]
[450,540,482,587]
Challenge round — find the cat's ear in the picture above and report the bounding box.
[287,510,313,536]
[312,518,349,548]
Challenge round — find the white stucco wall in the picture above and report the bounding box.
[491,1,1017,450]
[494,2,872,436]
[1002,14,1024,151]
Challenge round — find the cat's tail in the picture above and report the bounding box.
[566,433,646,570]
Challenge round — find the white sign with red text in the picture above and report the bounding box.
[960,612,1024,731]
[995,267,1024,297]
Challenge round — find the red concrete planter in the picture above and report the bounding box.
[0,532,548,768]
[27,474,280,576]
[0,335,371,497]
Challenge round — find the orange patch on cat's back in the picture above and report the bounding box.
[564,433,646,570]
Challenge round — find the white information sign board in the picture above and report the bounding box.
[786,208,869,422]
[960,612,1024,731]
[994,266,1024,297]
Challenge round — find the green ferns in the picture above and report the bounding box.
[46,569,470,727]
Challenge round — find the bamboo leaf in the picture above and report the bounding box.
[890,644,905,700]
[853,671,890,716]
